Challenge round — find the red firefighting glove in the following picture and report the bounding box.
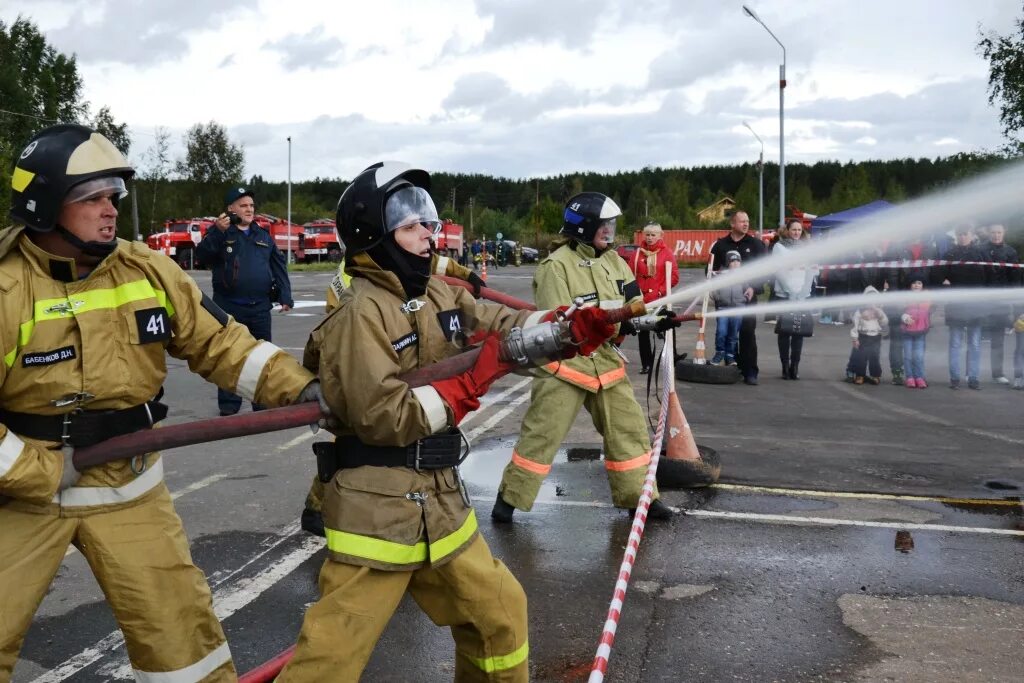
[567,307,617,357]
[430,333,517,424]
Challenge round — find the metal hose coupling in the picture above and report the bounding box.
[500,321,574,366]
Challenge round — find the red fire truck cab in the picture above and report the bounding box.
[146,218,215,269]
[435,219,464,259]
[252,214,305,263]
[301,219,343,263]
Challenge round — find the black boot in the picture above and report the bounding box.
[492,494,515,523]
[300,507,325,538]
[788,361,799,380]
[781,361,790,380]
[628,498,676,520]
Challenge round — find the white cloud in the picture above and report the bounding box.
[3,0,1016,181]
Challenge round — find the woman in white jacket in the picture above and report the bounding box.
[772,221,819,379]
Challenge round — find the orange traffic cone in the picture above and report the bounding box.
[481,256,488,282]
[656,388,721,489]
[664,391,701,462]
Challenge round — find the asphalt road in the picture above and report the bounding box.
[13,264,1024,682]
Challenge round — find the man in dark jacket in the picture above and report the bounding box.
[196,186,294,414]
[710,211,766,384]
[941,225,989,390]
[982,224,1020,384]
[883,237,939,385]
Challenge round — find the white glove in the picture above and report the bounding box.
[297,380,338,431]
[900,314,913,325]
[298,380,330,414]
[58,446,81,492]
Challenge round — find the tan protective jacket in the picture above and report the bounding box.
[0,228,314,513]
[305,256,545,570]
[535,241,643,392]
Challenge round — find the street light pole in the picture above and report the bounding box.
[286,136,292,265]
[742,122,765,239]
[742,5,786,229]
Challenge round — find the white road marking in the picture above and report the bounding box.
[685,509,1024,537]
[36,523,323,683]
[834,382,1024,447]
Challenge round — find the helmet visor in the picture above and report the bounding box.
[385,186,441,235]
[64,176,128,205]
[595,218,617,244]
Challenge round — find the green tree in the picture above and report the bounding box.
[0,16,87,222]
[90,105,131,156]
[829,164,876,212]
[176,122,245,212]
[978,7,1024,154]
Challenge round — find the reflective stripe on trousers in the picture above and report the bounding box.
[325,509,479,566]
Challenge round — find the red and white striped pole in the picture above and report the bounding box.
[693,253,715,364]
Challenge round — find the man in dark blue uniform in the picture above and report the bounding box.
[197,186,294,415]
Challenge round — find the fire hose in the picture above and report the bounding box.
[69,299,648,470]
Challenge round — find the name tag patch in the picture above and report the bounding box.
[392,332,418,353]
[436,309,463,342]
[135,308,172,343]
[579,292,599,304]
[22,345,76,367]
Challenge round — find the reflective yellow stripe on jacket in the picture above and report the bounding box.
[325,509,479,566]
[4,279,173,368]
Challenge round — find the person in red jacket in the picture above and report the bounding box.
[628,221,680,373]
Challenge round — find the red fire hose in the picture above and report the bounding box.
[238,645,296,683]
[70,301,647,470]
[434,274,537,310]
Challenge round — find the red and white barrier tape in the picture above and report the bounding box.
[815,259,1024,271]
[588,337,674,682]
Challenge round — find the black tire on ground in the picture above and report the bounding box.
[675,359,742,385]
[657,445,721,489]
[176,248,193,270]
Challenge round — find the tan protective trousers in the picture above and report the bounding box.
[498,375,656,511]
[0,487,234,682]
[277,536,529,682]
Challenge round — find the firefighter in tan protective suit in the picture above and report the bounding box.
[0,124,321,681]
[492,192,679,524]
[301,249,485,536]
[278,162,616,681]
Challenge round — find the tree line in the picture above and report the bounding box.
[3,12,1024,248]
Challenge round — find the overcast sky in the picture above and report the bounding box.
[5,0,1021,182]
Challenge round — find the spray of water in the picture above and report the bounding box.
[648,160,1024,311]
[699,287,1024,319]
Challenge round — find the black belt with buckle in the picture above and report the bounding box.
[0,400,169,447]
[314,431,466,481]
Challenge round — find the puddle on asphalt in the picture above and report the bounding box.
[460,438,607,504]
[983,479,1020,491]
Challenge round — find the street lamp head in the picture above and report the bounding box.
[742,5,760,21]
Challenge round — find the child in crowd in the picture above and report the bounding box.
[1014,311,1024,390]
[711,250,746,365]
[900,278,931,388]
[850,286,888,385]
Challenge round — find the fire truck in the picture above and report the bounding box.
[146,218,216,269]
[301,219,344,263]
[435,219,464,259]
[252,214,306,263]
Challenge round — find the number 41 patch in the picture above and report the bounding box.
[436,309,464,342]
[134,307,171,343]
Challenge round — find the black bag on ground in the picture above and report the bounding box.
[775,311,815,337]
